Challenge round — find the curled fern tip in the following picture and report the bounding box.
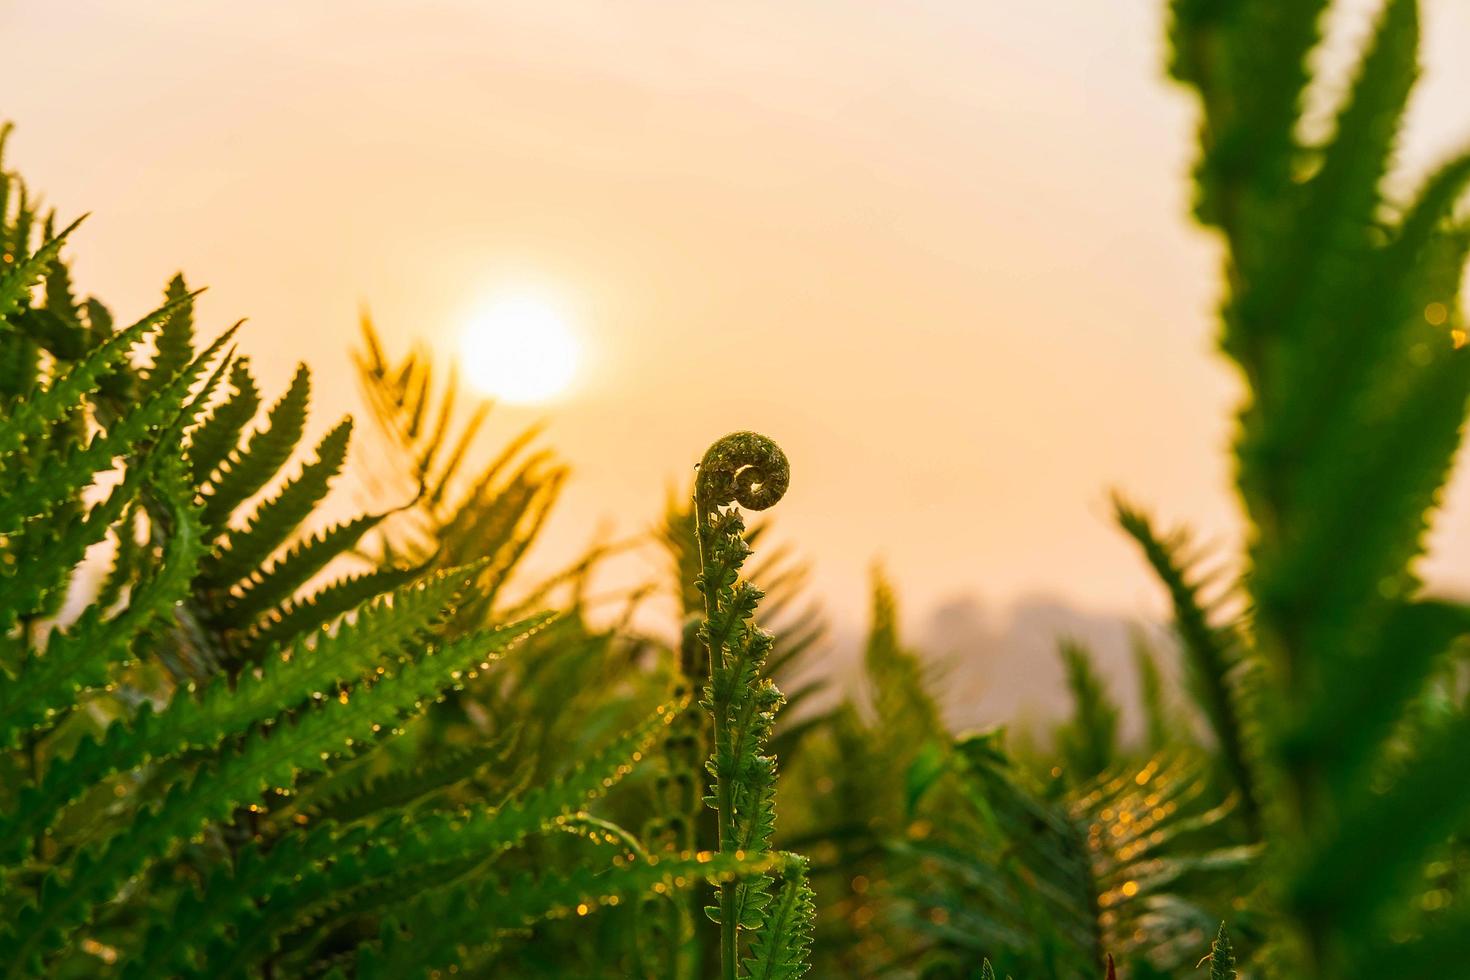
[696,431,790,512]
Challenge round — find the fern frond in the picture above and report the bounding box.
[139,273,196,396]
[1258,0,1416,389]
[0,607,549,973]
[200,418,352,590]
[159,665,650,976]
[0,569,485,862]
[187,357,260,485]
[360,850,780,980]
[93,505,144,613]
[865,567,945,745]
[693,432,796,976]
[0,460,205,749]
[1291,705,1470,934]
[0,293,184,464]
[200,363,310,529]
[0,322,237,535]
[306,727,517,824]
[1132,628,1179,752]
[1284,599,1470,793]
[390,697,679,865]
[1113,497,1260,831]
[221,511,387,629]
[122,821,354,978]
[0,213,82,326]
[0,438,152,625]
[242,561,427,657]
[743,855,815,980]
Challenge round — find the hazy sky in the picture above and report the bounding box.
[7,1,1470,639]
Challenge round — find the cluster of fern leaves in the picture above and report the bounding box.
[0,127,788,977]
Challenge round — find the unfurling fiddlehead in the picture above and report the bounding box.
[696,431,790,514]
[693,432,809,980]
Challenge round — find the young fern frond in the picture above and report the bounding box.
[693,431,811,980]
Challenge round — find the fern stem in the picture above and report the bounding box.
[694,497,740,980]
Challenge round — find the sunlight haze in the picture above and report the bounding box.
[7,0,1470,649]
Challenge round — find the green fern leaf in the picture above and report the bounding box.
[0,293,186,464]
[743,855,815,980]
[1055,639,1120,783]
[0,323,237,536]
[221,512,387,629]
[0,568,486,862]
[1114,497,1260,830]
[306,727,517,824]
[387,698,681,867]
[1292,704,1470,934]
[93,506,144,612]
[187,357,260,485]
[200,363,310,529]
[359,851,781,980]
[0,442,150,625]
[0,605,549,973]
[140,273,195,396]
[192,697,675,973]
[123,822,350,978]
[0,213,83,326]
[241,561,426,658]
[0,460,205,749]
[200,418,352,590]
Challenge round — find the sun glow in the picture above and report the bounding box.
[459,293,580,404]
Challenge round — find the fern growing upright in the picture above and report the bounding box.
[694,431,813,979]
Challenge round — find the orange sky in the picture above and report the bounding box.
[7,0,1470,641]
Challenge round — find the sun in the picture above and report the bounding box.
[458,293,580,404]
